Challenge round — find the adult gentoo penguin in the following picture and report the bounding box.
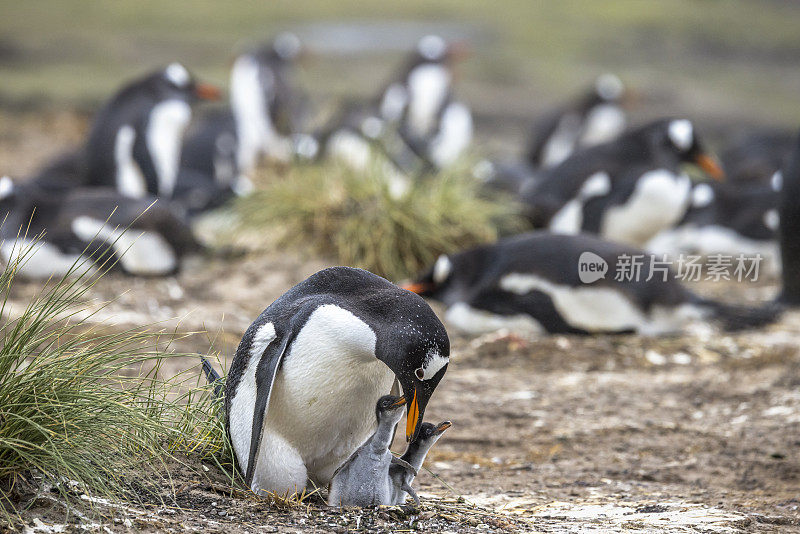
[84,63,220,198]
[403,232,778,336]
[173,34,306,214]
[518,118,725,246]
[380,35,473,170]
[225,267,449,495]
[230,32,306,170]
[0,177,202,278]
[527,74,628,168]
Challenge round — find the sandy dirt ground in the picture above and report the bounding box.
[3,111,800,533]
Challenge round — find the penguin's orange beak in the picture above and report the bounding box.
[406,388,420,441]
[195,83,222,101]
[436,421,452,433]
[694,153,725,181]
[400,282,432,294]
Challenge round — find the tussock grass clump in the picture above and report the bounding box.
[171,358,240,485]
[236,163,524,280]
[0,246,177,508]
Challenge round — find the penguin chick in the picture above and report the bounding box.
[327,395,413,507]
[389,420,451,506]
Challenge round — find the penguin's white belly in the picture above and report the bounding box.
[601,170,691,246]
[261,305,395,486]
[579,104,625,147]
[1,239,90,279]
[445,302,544,335]
[497,272,698,334]
[646,224,780,277]
[147,99,191,197]
[541,113,581,167]
[71,217,177,275]
[429,101,472,168]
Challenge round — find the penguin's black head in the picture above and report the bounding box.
[417,420,451,445]
[401,254,453,298]
[413,35,470,68]
[593,73,624,103]
[253,32,304,65]
[654,119,725,181]
[152,63,221,103]
[376,291,450,443]
[375,394,407,421]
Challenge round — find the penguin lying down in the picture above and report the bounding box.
[327,395,450,507]
[0,177,203,278]
[403,231,780,336]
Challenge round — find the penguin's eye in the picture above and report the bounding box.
[415,367,424,380]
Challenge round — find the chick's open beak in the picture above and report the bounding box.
[694,153,725,181]
[406,388,420,441]
[390,396,407,408]
[436,421,452,433]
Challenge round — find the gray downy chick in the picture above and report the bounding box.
[389,420,451,505]
[327,395,414,507]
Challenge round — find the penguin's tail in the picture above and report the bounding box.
[694,297,783,331]
[201,356,224,399]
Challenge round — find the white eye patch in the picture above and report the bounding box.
[668,119,694,152]
[416,349,449,381]
[165,63,190,87]
[432,255,452,284]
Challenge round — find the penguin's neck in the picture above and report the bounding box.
[369,414,400,453]
[400,438,435,472]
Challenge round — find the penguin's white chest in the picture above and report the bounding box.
[146,99,191,197]
[263,305,395,483]
[601,169,691,246]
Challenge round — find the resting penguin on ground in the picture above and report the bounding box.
[518,118,725,246]
[225,266,450,495]
[646,181,780,276]
[527,74,629,168]
[403,232,779,336]
[83,63,221,199]
[0,176,202,279]
[327,395,416,507]
[388,420,451,506]
[379,35,473,170]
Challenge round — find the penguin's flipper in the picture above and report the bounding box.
[401,481,420,506]
[245,332,295,487]
[200,356,224,399]
[390,456,418,477]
